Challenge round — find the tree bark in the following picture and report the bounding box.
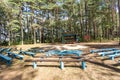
[20,5,24,45]
[118,0,120,44]
[34,29,36,44]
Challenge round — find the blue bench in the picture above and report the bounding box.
[46,50,82,56]
[0,48,12,54]
[0,48,5,53]
[0,54,12,65]
[7,52,24,60]
[5,48,12,52]
[25,58,86,70]
[98,50,120,60]
[90,48,117,54]
[98,50,120,56]
[108,52,120,60]
[28,49,45,53]
[60,50,82,56]
[46,50,60,56]
[19,50,35,57]
[98,51,115,57]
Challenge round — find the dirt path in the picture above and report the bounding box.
[0,42,120,80]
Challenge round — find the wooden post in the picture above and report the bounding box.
[81,61,86,70]
[33,62,37,69]
[7,61,11,66]
[110,56,114,61]
[60,61,64,70]
[102,53,105,58]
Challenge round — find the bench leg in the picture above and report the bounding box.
[91,51,94,54]
[60,61,64,70]
[46,53,52,56]
[81,61,86,70]
[110,56,114,61]
[20,57,23,60]
[31,54,34,57]
[77,53,80,56]
[7,61,11,66]
[46,54,49,56]
[13,55,16,58]
[7,53,11,56]
[33,62,37,69]
[40,57,44,63]
[102,54,105,58]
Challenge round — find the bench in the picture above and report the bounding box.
[46,50,60,56]
[108,53,120,60]
[25,56,86,70]
[0,54,12,65]
[34,55,84,59]
[0,48,5,53]
[90,48,117,54]
[0,48,12,54]
[7,52,24,60]
[5,48,12,52]
[98,50,120,57]
[62,33,79,44]
[98,51,115,57]
[60,50,82,56]
[19,50,35,57]
[46,50,82,56]
[97,50,120,60]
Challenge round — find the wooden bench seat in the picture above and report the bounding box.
[97,50,120,60]
[0,54,12,65]
[98,51,115,57]
[108,53,120,60]
[7,52,24,60]
[25,59,83,62]
[19,51,35,57]
[46,50,82,56]
[34,55,83,59]
[0,48,5,53]
[90,48,117,54]
[25,57,86,70]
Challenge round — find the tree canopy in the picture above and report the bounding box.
[0,0,120,45]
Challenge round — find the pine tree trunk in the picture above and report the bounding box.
[20,6,24,45]
[93,22,96,40]
[8,30,11,46]
[34,29,36,44]
[118,0,120,44]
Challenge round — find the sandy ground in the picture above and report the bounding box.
[0,42,120,80]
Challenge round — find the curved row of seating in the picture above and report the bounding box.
[46,50,82,56]
[0,48,86,70]
[0,48,36,66]
[25,50,86,70]
[90,48,120,60]
[90,48,118,54]
[1,47,120,70]
[0,48,13,65]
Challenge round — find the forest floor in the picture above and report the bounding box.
[0,41,120,80]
